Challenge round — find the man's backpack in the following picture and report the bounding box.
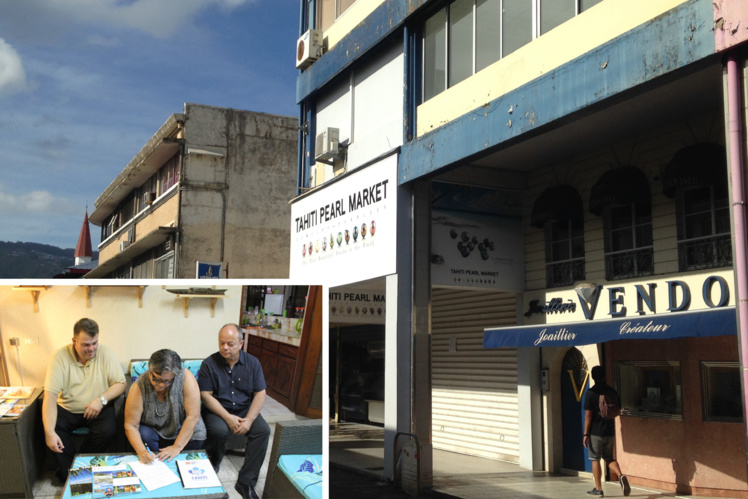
[599,391,621,420]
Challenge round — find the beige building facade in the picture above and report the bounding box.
[87,103,297,279]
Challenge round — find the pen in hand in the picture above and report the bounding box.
[144,443,157,463]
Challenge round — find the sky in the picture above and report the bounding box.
[0,0,300,250]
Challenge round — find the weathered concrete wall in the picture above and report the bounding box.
[178,104,297,278]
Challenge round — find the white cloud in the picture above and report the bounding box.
[21,0,259,39]
[0,38,28,95]
[0,183,79,216]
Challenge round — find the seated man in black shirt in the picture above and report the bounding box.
[198,324,269,499]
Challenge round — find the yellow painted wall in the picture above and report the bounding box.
[98,193,179,264]
[417,0,687,136]
[0,284,242,387]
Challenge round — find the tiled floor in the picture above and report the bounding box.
[33,396,304,499]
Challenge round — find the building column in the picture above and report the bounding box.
[517,347,543,470]
[412,179,433,491]
[383,178,433,493]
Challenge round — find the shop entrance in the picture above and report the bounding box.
[331,324,385,425]
[561,348,591,472]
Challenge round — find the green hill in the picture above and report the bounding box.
[0,241,98,278]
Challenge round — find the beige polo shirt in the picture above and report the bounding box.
[44,343,125,414]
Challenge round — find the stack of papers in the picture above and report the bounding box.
[127,460,180,491]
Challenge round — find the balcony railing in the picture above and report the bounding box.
[678,234,732,271]
[546,258,585,288]
[605,247,654,281]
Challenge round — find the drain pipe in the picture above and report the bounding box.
[726,51,748,459]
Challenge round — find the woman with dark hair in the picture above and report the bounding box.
[124,349,206,462]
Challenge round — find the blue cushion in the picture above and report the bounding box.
[277,455,323,499]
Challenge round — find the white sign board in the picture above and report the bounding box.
[330,287,386,324]
[431,209,524,290]
[290,155,398,286]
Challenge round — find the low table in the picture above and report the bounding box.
[62,451,227,499]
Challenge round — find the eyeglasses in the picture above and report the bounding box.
[150,372,174,386]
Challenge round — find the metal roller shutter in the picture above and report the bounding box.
[432,288,519,462]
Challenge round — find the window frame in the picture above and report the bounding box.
[616,360,683,421]
[422,0,601,102]
[544,218,585,288]
[603,203,654,281]
[676,184,732,271]
[701,361,743,423]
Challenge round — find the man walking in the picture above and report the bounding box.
[199,324,270,499]
[583,365,630,497]
[43,318,126,483]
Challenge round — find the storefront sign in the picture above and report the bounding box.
[484,306,737,348]
[289,154,397,286]
[524,298,577,317]
[329,289,386,324]
[431,209,524,290]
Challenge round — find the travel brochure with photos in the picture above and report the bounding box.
[0,386,34,399]
[92,464,141,498]
[67,454,220,496]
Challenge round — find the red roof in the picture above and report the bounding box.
[75,211,93,258]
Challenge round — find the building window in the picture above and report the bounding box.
[531,185,585,288]
[616,361,682,420]
[662,143,731,271]
[604,203,654,280]
[154,251,175,279]
[422,0,601,101]
[701,362,742,423]
[589,166,653,281]
[546,219,585,287]
[677,185,731,270]
[159,154,179,195]
[318,0,356,31]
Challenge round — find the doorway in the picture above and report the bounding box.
[561,347,591,472]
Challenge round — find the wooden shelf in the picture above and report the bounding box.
[173,294,226,318]
[79,285,147,308]
[12,286,49,313]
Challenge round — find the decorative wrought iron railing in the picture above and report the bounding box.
[605,247,654,281]
[678,234,732,271]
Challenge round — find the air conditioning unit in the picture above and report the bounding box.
[144,191,156,205]
[296,29,323,69]
[315,127,339,161]
[119,241,130,251]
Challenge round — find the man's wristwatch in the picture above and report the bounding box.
[100,396,108,406]
[584,433,590,437]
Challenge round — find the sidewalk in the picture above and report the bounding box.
[330,422,730,499]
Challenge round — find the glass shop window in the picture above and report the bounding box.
[616,361,682,420]
[701,362,743,423]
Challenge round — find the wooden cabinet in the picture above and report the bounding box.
[244,333,299,408]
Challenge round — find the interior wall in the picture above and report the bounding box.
[0,283,243,387]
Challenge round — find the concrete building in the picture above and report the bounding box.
[290,0,748,496]
[87,103,297,279]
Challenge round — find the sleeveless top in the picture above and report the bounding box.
[136,369,207,441]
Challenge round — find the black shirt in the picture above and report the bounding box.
[197,351,266,417]
[584,383,618,437]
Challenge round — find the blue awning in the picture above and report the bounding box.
[484,307,737,349]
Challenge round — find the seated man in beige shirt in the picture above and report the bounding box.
[43,318,125,483]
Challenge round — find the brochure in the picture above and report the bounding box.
[68,467,93,497]
[0,400,16,417]
[0,386,34,399]
[3,403,26,417]
[176,459,222,489]
[92,464,130,498]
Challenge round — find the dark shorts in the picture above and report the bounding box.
[588,435,615,462]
